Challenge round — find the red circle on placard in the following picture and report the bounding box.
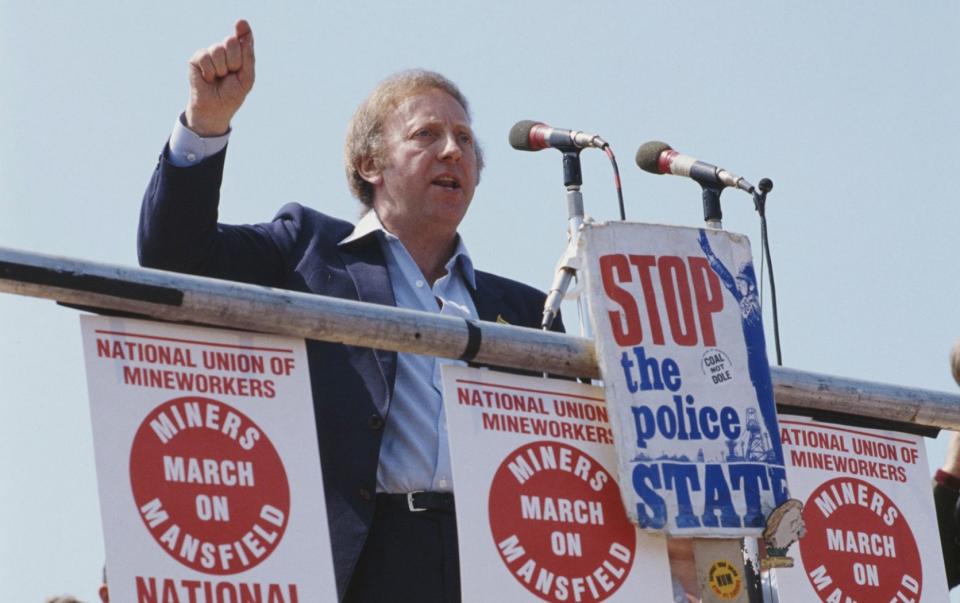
[129,396,290,574]
[799,477,922,601]
[488,441,635,603]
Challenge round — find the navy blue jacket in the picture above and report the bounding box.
[139,147,560,597]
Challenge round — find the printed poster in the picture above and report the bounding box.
[80,315,337,602]
[441,365,674,603]
[770,415,948,602]
[581,222,788,536]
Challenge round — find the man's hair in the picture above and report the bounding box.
[344,69,485,207]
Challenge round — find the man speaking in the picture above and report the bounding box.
[138,20,559,602]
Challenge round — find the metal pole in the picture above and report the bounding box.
[695,187,759,603]
[0,246,595,377]
[3,245,959,430]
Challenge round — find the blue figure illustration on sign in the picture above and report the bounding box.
[697,229,783,465]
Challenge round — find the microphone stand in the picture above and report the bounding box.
[541,151,588,334]
[701,185,724,230]
[694,184,766,603]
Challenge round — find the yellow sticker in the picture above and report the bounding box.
[708,559,743,600]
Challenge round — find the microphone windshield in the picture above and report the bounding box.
[636,140,673,174]
[509,120,540,151]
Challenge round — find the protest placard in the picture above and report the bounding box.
[581,223,788,536]
[770,415,948,602]
[80,316,336,602]
[441,366,674,602]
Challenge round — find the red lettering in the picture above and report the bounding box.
[599,254,643,346]
[657,256,697,346]
[599,253,724,348]
[135,576,157,603]
[689,257,723,347]
[628,255,665,344]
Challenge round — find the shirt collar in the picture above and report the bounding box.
[338,209,476,290]
[338,209,383,246]
[446,235,476,290]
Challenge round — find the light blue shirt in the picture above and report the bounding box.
[341,211,477,493]
[168,119,475,493]
[167,114,230,167]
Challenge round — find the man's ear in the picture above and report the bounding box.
[357,156,382,186]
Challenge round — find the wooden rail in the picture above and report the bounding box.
[2,245,958,431]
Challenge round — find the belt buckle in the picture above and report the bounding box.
[407,490,426,512]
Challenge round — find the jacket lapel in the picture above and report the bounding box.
[470,271,505,323]
[336,233,397,416]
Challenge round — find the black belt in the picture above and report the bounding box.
[377,491,455,513]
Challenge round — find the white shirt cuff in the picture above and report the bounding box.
[166,113,231,167]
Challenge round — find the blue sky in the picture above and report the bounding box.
[2,2,959,601]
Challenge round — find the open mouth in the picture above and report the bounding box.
[432,176,461,190]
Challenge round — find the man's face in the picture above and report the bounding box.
[366,88,479,238]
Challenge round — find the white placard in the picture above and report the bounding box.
[80,316,336,602]
[441,365,674,603]
[770,415,949,602]
[581,222,788,536]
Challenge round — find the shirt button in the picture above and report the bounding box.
[439,478,448,488]
[368,414,384,430]
[415,279,424,288]
[186,152,197,162]
[359,488,372,502]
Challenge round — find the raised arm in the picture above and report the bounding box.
[139,20,291,287]
[697,229,740,301]
[186,19,255,136]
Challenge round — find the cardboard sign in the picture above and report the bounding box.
[80,316,337,602]
[770,415,949,602]
[581,223,788,536]
[441,366,674,603]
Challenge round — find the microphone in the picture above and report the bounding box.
[636,141,755,193]
[509,120,608,152]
